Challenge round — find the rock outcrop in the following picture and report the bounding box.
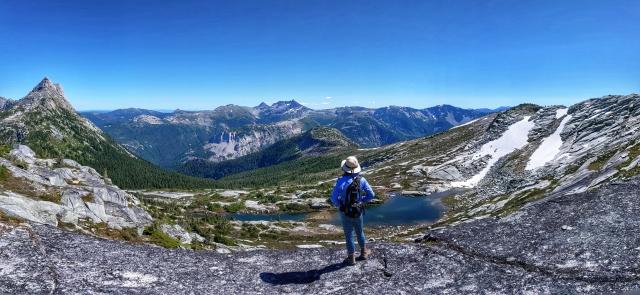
[0,145,152,229]
[1,178,639,294]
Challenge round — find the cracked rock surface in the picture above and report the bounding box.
[2,178,640,294]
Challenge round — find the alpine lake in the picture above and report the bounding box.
[230,190,459,227]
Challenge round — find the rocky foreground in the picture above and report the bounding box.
[2,179,640,294]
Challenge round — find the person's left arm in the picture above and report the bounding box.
[360,177,375,202]
[330,178,342,207]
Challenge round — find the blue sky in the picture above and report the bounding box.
[0,0,638,111]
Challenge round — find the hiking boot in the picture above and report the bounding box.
[357,248,371,261]
[343,253,356,266]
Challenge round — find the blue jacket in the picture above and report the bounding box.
[330,173,375,207]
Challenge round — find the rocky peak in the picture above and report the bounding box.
[18,77,74,112]
[33,77,55,91]
[256,102,270,110]
[271,100,304,110]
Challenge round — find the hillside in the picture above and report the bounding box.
[0,78,215,189]
[181,126,357,179]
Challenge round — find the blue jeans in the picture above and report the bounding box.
[340,213,366,254]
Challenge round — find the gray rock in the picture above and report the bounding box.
[160,224,192,244]
[8,145,36,165]
[0,221,637,294]
[191,233,206,243]
[0,145,152,229]
[0,192,63,226]
[62,159,82,169]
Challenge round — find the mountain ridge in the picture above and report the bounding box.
[82,99,499,168]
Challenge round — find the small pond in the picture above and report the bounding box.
[230,190,460,226]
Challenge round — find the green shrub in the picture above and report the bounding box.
[224,202,245,213]
[190,241,206,250]
[14,159,29,169]
[207,203,224,212]
[0,145,11,156]
[0,166,9,181]
[143,223,181,249]
[81,194,94,203]
[278,202,310,212]
[214,234,237,246]
[240,223,259,239]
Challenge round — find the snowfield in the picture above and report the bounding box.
[526,109,572,170]
[451,116,535,187]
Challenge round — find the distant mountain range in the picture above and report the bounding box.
[82,101,505,169]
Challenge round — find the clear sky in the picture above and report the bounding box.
[0,0,638,111]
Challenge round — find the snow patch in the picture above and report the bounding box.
[451,116,535,187]
[526,110,572,170]
[555,108,568,118]
[451,118,479,129]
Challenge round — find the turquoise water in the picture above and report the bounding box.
[329,194,443,226]
[230,190,456,226]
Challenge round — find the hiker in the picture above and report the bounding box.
[331,156,375,266]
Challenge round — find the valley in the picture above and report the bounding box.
[1,79,640,293]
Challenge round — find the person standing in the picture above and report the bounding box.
[331,156,375,266]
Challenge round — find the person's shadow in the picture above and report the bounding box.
[260,262,347,285]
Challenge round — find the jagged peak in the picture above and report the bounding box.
[33,77,54,90]
[16,78,74,112]
[274,99,303,108]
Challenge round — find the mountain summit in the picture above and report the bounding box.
[17,77,74,112]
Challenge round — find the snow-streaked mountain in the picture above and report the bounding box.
[361,94,640,222]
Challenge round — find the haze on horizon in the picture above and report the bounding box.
[0,0,638,111]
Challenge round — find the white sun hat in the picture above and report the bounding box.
[341,156,362,174]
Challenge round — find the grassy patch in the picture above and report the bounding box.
[0,169,62,203]
[440,195,464,211]
[35,192,62,204]
[224,202,246,213]
[206,203,224,212]
[0,210,23,224]
[84,221,143,243]
[13,159,29,169]
[239,223,260,239]
[493,189,547,217]
[0,166,9,181]
[213,234,237,246]
[616,143,640,178]
[143,223,181,248]
[278,202,310,213]
[247,191,285,204]
[588,150,617,171]
[81,194,94,203]
[0,145,11,157]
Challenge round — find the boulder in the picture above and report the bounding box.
[62,159,82,169]
[309,198,331,209]
[9,145,36,165]
[160,224,192,244]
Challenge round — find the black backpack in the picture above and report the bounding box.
[340,175,364,218]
